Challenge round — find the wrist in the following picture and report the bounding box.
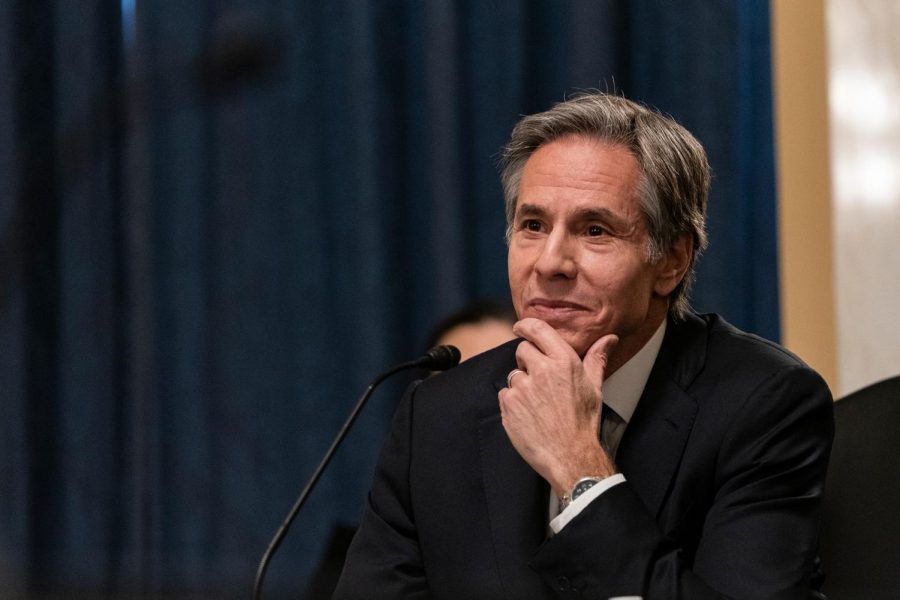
[552,447,617,495]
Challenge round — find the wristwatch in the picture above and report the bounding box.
[558,476,603,511]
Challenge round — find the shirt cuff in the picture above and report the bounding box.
[549,473,626,534]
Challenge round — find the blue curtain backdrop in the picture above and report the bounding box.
[0,0,778,597]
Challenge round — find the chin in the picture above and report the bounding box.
[555,331,592,356]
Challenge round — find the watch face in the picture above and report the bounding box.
[572,478,601,501]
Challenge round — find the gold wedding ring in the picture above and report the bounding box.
[506,368,525,388]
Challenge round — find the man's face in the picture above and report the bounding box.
[507,135,675,366]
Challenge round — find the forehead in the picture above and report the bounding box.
[518,136,642,217]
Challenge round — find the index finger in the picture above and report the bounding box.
[511,317,578,360]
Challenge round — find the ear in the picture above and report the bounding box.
[653,234,693,297]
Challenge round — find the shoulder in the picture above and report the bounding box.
[668,312,821,381]
[658,315,834,482]
[665,312,833,412]
[704,313,805,363]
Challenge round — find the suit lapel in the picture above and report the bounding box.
[616,315,706,518]
[616,373,698,517]
[475,353,550,597]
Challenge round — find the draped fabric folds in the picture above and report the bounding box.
[0,0,777,596]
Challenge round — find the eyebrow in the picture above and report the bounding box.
[516,203,629,229]
[515,203,548,218]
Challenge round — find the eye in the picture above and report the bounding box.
[523,219,542,232]
[587,224,606,237]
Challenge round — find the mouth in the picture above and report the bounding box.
[525,298,590,320]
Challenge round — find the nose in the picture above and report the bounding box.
[534,229,577,279]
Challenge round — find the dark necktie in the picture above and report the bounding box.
[600,403,625,459]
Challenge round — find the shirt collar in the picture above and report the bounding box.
[600,319,667,424]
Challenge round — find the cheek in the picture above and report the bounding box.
[507,256,519,291]
[507,265,523,315]
[584,256,654,304]
[507,248,530,289]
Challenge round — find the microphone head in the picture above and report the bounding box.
[422,345,461,371]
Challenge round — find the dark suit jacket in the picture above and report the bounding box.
[334,313,834,599]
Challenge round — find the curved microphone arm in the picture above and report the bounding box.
[252,345,460,600]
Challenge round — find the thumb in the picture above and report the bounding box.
[583,333,619,387]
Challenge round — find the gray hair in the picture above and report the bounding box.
[500,92,710,319]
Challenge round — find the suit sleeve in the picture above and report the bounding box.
[332,382,433,600]
[529,365,834,600]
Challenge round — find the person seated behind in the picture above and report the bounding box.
[426,301,517,363]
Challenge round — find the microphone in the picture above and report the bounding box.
[419,344,462,371]
[252,345,461,599]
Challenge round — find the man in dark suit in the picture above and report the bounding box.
[334,93,833,599]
